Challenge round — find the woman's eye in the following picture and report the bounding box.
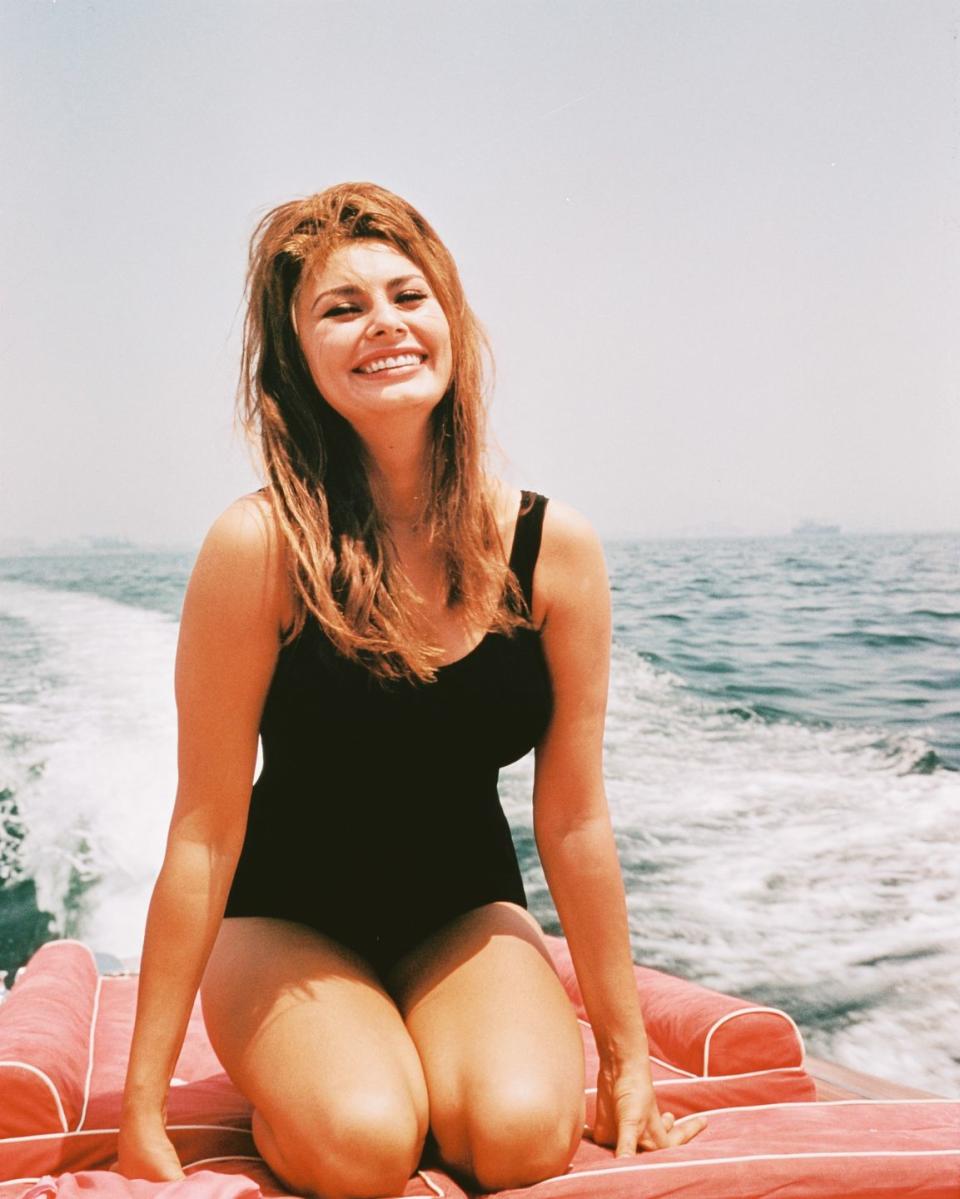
[322,291,425,317]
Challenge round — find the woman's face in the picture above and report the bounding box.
[293,241,453,435]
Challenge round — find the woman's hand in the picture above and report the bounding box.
[114,1111,186,1182]
[592,1056,708,1156]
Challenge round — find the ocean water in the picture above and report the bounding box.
[0,532,957,1097]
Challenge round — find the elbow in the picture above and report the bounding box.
[533,804,611,858]
[158,828,243,896]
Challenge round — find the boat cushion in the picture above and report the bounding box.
[0,941,99,1137]
[5,1101,959,1199]
[546,935,805,1076]
[2,939,958,1198]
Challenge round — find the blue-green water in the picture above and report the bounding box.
[0,532,957,1095]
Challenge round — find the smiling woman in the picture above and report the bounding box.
[114,182,705,1199]
[237,184,527,682]
[294,245,454,460]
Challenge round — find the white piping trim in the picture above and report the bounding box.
[582,1064,810,1097]
[184,1155,262,1169]
[74,976,102,1132]
[657,1065,809,1087]
[0,1063,68,1133]
[35,940,98,967]
[576,1019,698,1079]
[530,1149,960,1188]
[702,1006,805,1076]
[417,1170,446,1197]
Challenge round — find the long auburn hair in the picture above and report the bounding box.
[237,182,527,682]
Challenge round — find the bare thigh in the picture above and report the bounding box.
[387,903,585,1192]
[200,917,429,1199]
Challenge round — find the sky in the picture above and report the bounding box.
[2,0,958,545]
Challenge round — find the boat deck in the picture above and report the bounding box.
[806,1054,945,1101]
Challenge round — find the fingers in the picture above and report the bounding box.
[636,1108,674,1152]
[641,1113,709,1151]
[672,1114,709,1146]
[618,1107,673,1156]
[591,1079,708,1158]
[623,1111,708,1156]
[614,1118,642,1158]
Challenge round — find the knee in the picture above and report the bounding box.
[446,1080,583,1192]
[255,1093,427,1199]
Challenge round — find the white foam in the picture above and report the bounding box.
[501,641,960,1097]
[0,581,179,956]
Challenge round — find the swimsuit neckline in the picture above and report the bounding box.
[435,630,493,673]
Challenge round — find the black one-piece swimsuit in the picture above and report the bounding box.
[223,491,553,975]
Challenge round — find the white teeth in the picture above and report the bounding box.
[357,353,423,374]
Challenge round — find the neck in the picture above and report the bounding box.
[358,411,433,528]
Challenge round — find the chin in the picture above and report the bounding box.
[375,382,446,407]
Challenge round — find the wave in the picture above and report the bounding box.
[897,746,952,775]
[828,630,944,649]
[0,787,26,886]
[0,580,178,965]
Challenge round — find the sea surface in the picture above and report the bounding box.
[1,531,957,1096]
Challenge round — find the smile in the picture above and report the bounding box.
[355,353,426,375]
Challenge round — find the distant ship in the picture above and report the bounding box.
[792,520,841,535]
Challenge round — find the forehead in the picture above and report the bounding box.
[303,241,424,296]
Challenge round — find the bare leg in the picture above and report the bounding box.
[200,917,428,1199]
[387,903,585,1192]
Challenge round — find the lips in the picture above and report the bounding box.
[353,351,428,375]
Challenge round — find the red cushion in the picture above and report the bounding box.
[6,1103,959,1199]
[544,936,804,1076]
[0,942,99,1136]
[2,939,958,1199]
[499,1100,960,1199]
[81,977,249,1132]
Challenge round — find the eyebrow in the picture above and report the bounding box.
[311,274,426,312]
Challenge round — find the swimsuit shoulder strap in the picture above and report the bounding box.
[508,490,549,611]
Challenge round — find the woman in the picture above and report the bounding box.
[117,183,706,1199]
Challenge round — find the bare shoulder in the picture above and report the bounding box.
[540,497,604,563]
[203,490,277,556]
[536,497,608,625]
[532,498,610,723]
[187,490,291,636]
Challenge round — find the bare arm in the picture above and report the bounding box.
[117,495,288,1176]
[532,501,705,1154]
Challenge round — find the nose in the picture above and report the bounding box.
[365,296,406,340]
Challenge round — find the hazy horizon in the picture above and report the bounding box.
[3,0,958,544]
[3,524,957,559]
